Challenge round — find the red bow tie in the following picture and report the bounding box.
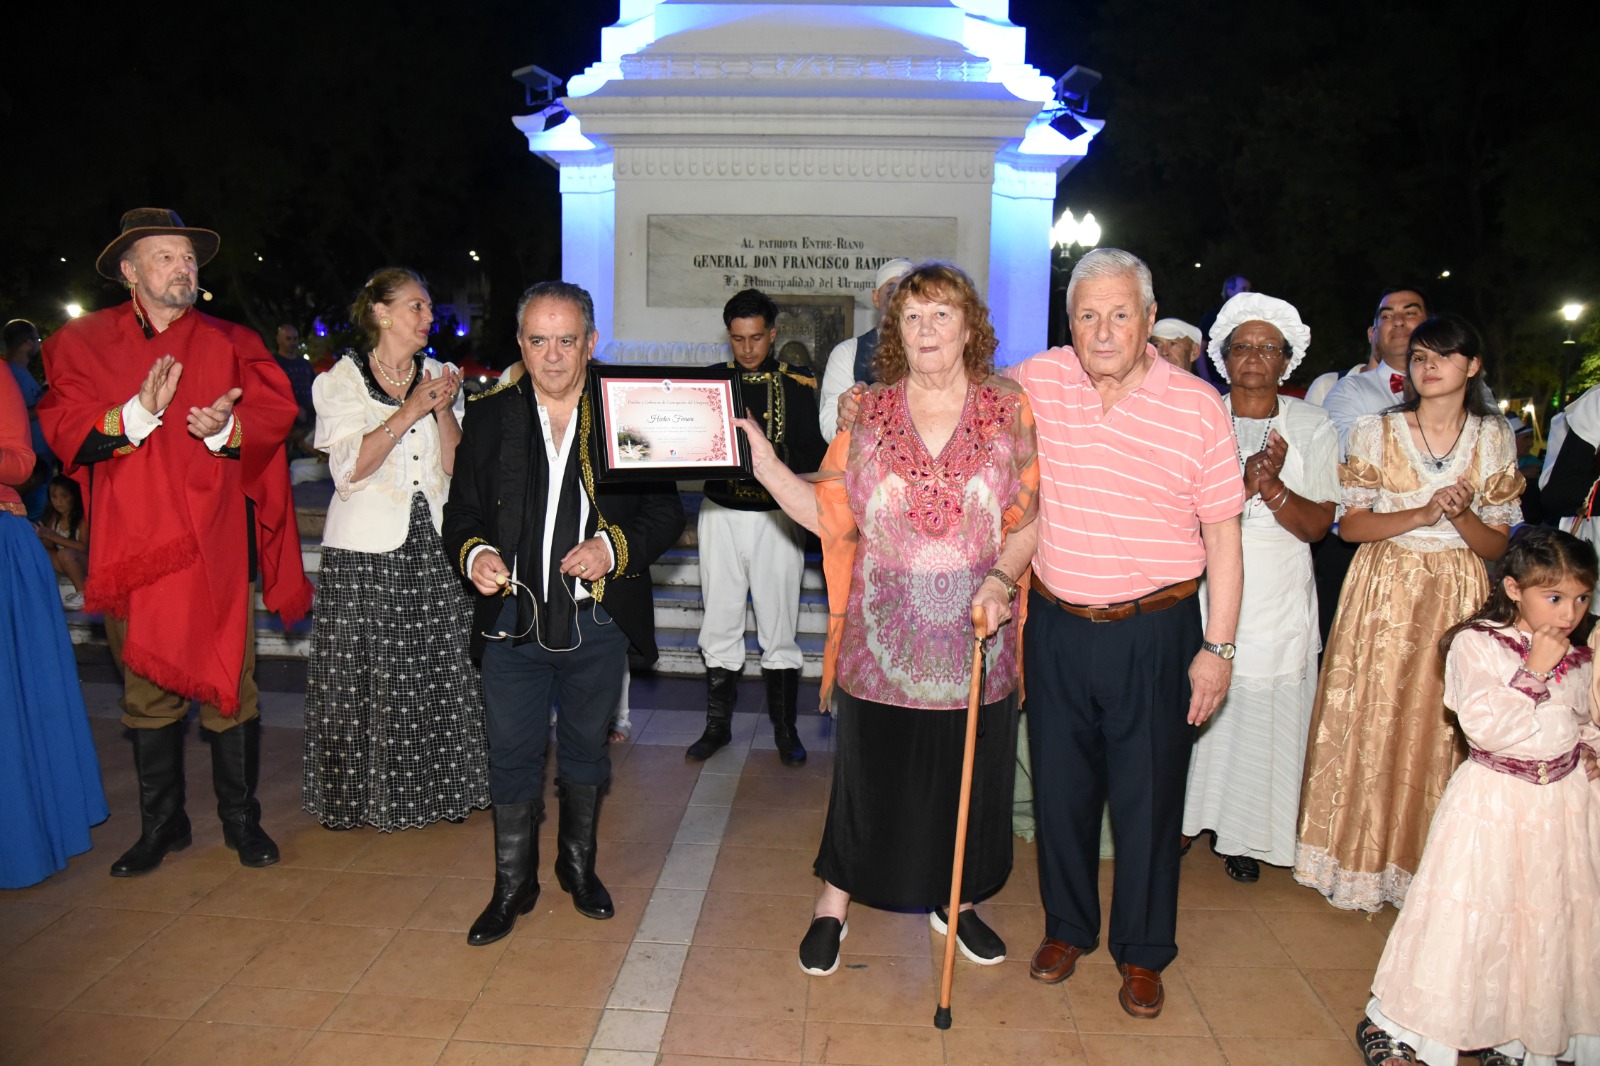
[1390,373,1406,394]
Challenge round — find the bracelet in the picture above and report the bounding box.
[1520,664,1557,682]
[983,567,1019,602]
[379,421,401,444]
[1265,487,1290,512]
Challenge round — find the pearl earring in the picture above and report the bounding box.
[379,316,392,329]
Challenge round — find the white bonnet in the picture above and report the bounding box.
[1206,292,1311,383]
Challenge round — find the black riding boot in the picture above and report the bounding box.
[468,801,541,946]
[764,667,807,767]
[210,718,280,868]
[110,724,192,877]
[686,666,739,761]
[554,779,614,920]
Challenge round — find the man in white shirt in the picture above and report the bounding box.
[1311,287,1428,646]
[818,258,913,440]
[1322,288,1428,454]
[444,281,685,943]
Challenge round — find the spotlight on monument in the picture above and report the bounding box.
[1054,65,1102,112]
[512,64,564,107]
[1046,65,1101,142]
[1048,109,1089,141]
[64,302,84,319]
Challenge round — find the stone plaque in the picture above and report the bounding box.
[647,214,958,308]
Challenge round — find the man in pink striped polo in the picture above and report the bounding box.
[1011,248,1245,1019]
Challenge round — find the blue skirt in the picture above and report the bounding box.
[0,511,108,888]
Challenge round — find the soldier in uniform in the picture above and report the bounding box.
[687,289,827,766]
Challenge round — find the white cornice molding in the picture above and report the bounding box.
[611,145,994,183]
[564,91,1043,146]
[617,53,994,82]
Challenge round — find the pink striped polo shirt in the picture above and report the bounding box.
[1010,346,1244,604]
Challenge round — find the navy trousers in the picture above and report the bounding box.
[480,596,628,803]
[1023,588,1201,972]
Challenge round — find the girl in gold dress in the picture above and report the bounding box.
[1295,314,1522,911]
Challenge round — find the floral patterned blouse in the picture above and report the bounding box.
[816,374,1039,710]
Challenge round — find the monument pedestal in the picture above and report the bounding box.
[516,1,1098,366]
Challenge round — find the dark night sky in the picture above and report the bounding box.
[5,1,1597,395]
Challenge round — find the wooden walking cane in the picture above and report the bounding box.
[933,605,990,1030]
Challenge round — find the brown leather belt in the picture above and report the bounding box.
[1033,578,1200,623]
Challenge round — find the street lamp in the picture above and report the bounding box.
[64,303,84,319]
[1050,209,1102,345]
[1558,303,1586,408]
[1051,209,1101,252]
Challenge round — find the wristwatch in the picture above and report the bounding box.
[1200,640,1236,660]
[983,568,1019,602]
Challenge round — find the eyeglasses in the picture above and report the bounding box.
[1227,342,1286,360]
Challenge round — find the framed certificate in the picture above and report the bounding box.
[588,364,751,482]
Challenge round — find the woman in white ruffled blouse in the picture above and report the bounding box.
[301,267,489,831]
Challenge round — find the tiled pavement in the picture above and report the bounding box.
[1,677,1389,1065]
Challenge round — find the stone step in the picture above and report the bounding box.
[66,481,830,675]
[64,610,824,677]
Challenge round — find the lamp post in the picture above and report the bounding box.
[1559,302,1585,409]
[1048,209,1101,346]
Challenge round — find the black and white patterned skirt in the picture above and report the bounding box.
[303,494,490,830]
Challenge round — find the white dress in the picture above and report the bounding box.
[1365,624,1600,1066]
[1184,396,1340,865]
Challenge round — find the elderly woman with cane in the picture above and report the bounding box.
[734,262,1039,977]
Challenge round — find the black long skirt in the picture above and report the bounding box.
[814,689,1018,909]
[303,494,490,830]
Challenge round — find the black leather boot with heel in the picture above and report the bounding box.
[686,666,739,761]
[764,667,807,766]
[554,779,614,920]
[467,801,541,946]
[110,724,192,877]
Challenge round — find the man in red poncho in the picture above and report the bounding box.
[39,208,312,877]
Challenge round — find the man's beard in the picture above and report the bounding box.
[147,279,198,309]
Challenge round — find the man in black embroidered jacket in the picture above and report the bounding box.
[443,281,684,945]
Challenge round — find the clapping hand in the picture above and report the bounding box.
[401,368,459,422]
[138,355,183,415]
[1242,430,1287,499]
[187,388,242,439]
[1438,477,1474,521]
[1418,489,1450,526]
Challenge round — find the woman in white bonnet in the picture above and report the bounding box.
[1180,293,1340,882]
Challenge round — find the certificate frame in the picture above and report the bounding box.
[587,363,751,482]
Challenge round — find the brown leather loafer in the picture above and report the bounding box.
[1029,937,1089,983]
[1117,962,1164,1018]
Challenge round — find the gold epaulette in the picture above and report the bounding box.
[471,374,520,401]
[779,362,817,389]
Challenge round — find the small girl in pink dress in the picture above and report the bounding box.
[1358,526,1600,1066]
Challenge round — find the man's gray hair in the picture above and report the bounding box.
[1066,248,1156,315]
[516,280,596,337]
